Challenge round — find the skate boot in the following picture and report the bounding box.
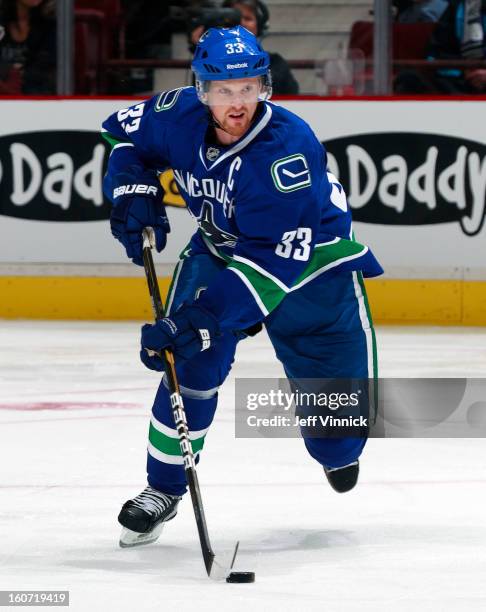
[324,460,359,493]
[118,486,181,548]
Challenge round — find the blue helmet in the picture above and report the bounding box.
[191,25,271,82]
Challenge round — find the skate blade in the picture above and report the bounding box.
[119,523,164,548]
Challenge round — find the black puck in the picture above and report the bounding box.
[226,571,255,583]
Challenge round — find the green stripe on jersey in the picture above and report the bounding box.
[101,131,130,148]
[357,270,378,382]
[227,238,368,310]
[201,232,370,316]
[227,259,287,313]
[293,239,367,287]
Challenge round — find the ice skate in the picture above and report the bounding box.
[324,461,359,493]
[118,486,181,548]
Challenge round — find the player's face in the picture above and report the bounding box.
[208,78,261,139]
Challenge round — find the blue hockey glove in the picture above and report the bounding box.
[110,171,170,266]
[140,304,221,370]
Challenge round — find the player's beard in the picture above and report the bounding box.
[213,104,257,141]
[220,110,252,138]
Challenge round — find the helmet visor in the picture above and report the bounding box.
[196,75,272,106]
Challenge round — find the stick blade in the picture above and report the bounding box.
[207,541,240,581]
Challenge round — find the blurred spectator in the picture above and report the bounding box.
[222,0,299,94]
[122,1,171,60]
[395,0,486,93]
[428,0,486,93]
[394,0,449,23]
[0,0,55,94]
[187,0,238,53]
[117,1,172,94]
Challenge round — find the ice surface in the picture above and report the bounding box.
[1,322,486,611]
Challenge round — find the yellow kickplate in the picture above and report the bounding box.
[0,276,485,325]
[0,276,171,320]
[364,278,486,326]
[365,279,461,325]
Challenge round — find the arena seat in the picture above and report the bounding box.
[348,21,437,92]
[74,0,125,93]
[74,9,103,94]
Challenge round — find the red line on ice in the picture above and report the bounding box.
[0,401,141,411]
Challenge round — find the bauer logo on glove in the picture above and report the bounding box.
[199,329,211,351]
[113,184,159,198]
[109,170,170,266]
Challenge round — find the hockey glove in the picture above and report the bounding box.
[140,304,221,370]
[110,171,170,266]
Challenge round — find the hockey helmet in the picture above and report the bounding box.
[192,26,272,104]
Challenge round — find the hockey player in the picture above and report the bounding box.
[102,26,382,547]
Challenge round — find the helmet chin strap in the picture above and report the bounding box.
[205,107,232,136]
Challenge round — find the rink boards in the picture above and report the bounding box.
[0,97,485,324]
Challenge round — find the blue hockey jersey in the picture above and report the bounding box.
[102,87,382,331]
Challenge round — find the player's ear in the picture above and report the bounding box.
[196,79,210,105]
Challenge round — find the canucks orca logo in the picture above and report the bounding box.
[198,200,237,248]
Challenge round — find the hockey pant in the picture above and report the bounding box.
[146,252,377,496]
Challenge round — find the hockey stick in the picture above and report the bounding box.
[142,228,253,583]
